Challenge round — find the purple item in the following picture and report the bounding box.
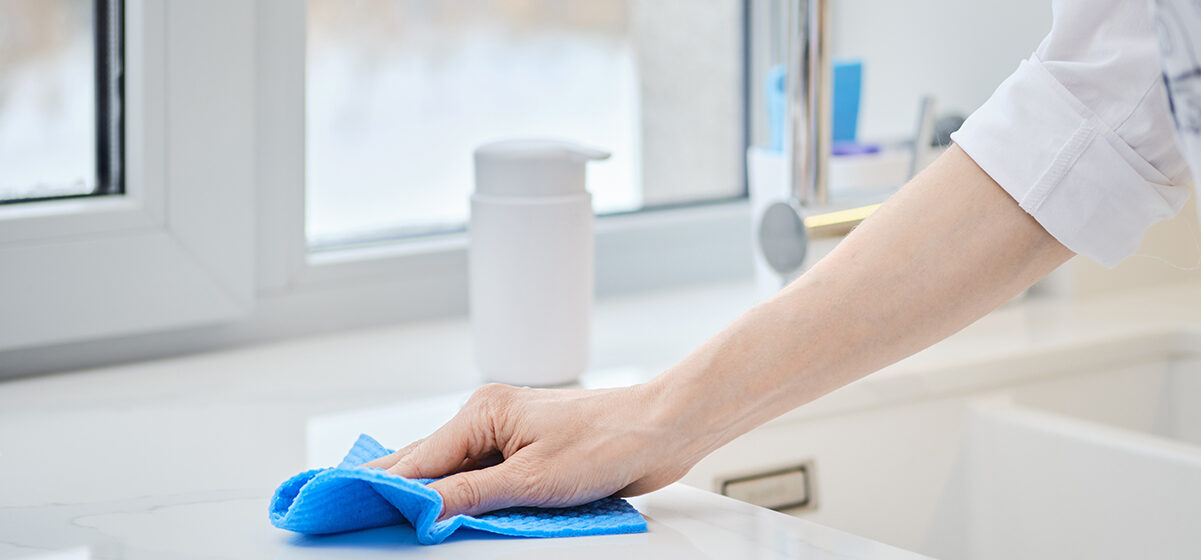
[832,141,882,156]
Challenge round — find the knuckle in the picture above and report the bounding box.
[472,383,516,412]
[472,383,509,403]
[447,476,485,512]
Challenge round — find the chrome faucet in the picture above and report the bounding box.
[757,0,831,283]
[787,0,831,208]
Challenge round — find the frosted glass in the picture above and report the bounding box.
[305,0,744,247]
[0,0,96,202]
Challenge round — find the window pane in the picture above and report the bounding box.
[0,0,101,202]
[306,0,745,247]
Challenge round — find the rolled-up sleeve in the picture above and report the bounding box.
[951,0,1193,267]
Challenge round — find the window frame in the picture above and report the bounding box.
[93,0,125,198]
[0,0,754,376]
[0,0,257,354]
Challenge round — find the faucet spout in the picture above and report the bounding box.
[786,0,831,208]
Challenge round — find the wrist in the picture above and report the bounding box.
[633,368,732,465]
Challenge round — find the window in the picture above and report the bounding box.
[305,0,746,248]
[0,1,257,359]
[0,0,754,374]
[0,0,122,204]
[0,0,1053,376]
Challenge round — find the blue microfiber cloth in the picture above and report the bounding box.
[269,434,647,545]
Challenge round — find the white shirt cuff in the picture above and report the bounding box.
[951,57,1190,268]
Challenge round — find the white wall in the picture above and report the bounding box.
[831,0,1052,140]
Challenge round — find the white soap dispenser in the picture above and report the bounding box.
[469,139,610,387]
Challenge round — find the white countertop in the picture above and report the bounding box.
[4,278,1201,559]
[0,482,926,559]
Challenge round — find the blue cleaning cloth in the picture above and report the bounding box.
[269,434,648,545]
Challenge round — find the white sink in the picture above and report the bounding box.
[681,329,1201,560]
[967,332,1201,560]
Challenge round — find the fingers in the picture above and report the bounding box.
[386,421,473,479]
[360,438,423,470]
[455,451,504,473]
[361,453,400,470]
[386,384,521,479]
[427,462,525,520]
[383,389,508,478]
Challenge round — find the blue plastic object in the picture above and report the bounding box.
[269,434,648,545]
[765,58,864,151]
[831,59,862,143]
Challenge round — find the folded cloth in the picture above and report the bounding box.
[269,434,648,545]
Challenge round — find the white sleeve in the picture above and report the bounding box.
[950,0,1193,268]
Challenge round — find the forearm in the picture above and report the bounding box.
[646,145,1074,461]
[371,145,1076,514]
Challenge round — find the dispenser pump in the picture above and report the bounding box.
[473,139,610,198]
[469,138,609,386]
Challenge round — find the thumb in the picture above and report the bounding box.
[427,462,525,520]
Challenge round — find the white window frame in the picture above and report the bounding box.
[0,0,752,377]
[0,1,257,353]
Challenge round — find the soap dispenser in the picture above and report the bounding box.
[469,139,609,387]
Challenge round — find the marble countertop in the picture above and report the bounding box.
[0,482,927,559]
[3,278,1200,559]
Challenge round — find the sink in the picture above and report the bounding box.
[1008,342,1201,446]
[682,329,1201,560]
[965,332,1201,560]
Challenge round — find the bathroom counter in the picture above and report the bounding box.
[4,279,1201,559]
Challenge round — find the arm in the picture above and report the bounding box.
[637,144,1072,478]
[366,145,1073,518]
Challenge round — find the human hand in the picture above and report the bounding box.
[362,382,712,520]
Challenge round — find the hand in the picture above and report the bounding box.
[366,146,1073,521]
[363,382,709,520]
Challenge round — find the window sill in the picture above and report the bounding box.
[288,199,753,294]
[1,200,754,378]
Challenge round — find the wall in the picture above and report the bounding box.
[831,0,1051,141]
[1062,194,1201,297]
